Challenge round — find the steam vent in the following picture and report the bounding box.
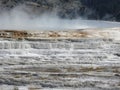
[0,28,120,90]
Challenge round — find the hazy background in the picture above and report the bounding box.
[0,3,120,30]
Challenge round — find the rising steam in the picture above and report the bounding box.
[0,5,120,30]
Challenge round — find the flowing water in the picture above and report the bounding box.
[0,29,120,90]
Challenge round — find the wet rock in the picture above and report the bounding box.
[0,29,120,89]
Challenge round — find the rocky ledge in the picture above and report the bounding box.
[0,28,120,90]
[0,27,120,39]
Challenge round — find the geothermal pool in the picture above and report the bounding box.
[0,18,120,30]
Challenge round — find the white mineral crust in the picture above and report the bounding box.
[0,28,120,90]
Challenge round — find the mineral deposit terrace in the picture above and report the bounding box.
[0,27,120,89]
[0,28,120,39]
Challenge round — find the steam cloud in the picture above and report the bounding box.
[0,5,120,30]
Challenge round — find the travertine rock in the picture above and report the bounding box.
[0,28,120,90]
[0,27,120,39]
